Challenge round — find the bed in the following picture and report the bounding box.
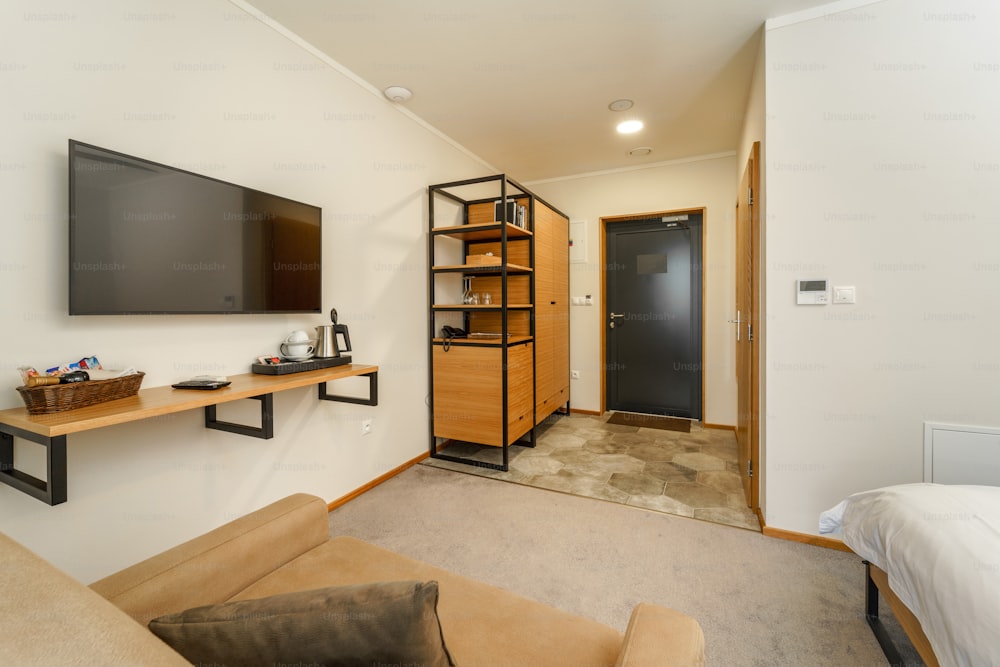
[820,483,1000,667]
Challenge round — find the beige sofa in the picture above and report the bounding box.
[2,493,705,666]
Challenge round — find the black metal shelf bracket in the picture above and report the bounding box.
[0,424,68,506]
[205,393,274,439]
[318,370,378,406]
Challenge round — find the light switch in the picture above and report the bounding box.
[833,286,856,304]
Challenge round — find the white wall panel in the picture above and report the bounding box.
[764,0,1000,533]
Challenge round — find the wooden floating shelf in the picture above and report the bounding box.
[432,304,533,310]
[431,263,532,274]
[0,364,379,505]
[431,221,532,242]
[432,335,533,346]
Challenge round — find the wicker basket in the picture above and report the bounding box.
[16,373,145,414]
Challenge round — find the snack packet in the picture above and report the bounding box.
[17,366,39,384]
[45,356,102,376]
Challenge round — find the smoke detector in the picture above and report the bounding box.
[383,86,413,103]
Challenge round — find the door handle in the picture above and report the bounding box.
[609,312,624,329]
[727,310,741,342]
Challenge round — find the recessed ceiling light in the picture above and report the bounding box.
[616,119,644,134]
[383,85,412,103]
[629,147,653,157]
[608,99,634,112]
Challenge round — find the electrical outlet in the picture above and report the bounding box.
[571,370,581,379]
[361,418,373,435]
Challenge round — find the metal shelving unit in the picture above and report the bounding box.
[427,174,537,471]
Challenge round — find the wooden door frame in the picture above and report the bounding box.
[739,142,762,511]
[599,207,707,417]
[749,144,761,511]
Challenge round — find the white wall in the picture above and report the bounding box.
[737,30,766,177]
[0,0,490,581]
[764,0,1000,533]
[529,154,738,426]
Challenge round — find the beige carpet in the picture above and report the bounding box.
[329,465,921,666]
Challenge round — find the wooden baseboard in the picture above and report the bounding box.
[569,408,602,416]
[327,450,429,512]
[761,524,854,553]
[702,422,736,431]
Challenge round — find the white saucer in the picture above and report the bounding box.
[282,355,314,362]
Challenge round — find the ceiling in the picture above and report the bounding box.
[247,0,833,182]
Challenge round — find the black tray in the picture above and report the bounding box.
[251,355,352,375]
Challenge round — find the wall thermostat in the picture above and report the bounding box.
[796,279,828,305]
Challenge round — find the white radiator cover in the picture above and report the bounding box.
[924,422,1000,486]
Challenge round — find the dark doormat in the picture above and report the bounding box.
[606,411,692,433]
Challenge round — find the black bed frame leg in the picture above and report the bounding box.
[865,560,879,618]
[863,560,908,666]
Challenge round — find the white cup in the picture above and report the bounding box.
[280,330,315,359]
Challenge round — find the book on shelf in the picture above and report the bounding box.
[494,199,528,229]
[494,199,516,224]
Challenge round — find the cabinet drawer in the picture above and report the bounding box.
[535,384,569,424]
[433,343,533,447]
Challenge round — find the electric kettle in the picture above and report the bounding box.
[315,308,352,358]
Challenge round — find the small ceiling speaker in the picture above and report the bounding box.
[384,86,413,103]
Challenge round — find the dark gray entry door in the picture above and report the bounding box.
[605,215,703,418]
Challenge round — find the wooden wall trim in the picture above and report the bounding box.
[703,423,735,431]
[327,451,429,512]
[761,524,854,553]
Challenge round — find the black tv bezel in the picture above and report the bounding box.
[68,139,322,316]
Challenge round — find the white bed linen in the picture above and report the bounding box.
[820,483,1000,667]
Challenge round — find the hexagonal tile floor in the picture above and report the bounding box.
[422,413,761,532]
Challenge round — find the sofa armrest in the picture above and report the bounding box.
[615,603,706,667]
[0,533,190,666]
[90,493,329,625]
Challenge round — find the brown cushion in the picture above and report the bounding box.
[148,580,454,667]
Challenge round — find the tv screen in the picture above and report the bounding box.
[69,140,321,315]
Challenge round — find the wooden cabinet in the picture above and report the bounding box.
[533,201,570,424]
[427,175,569,471]
[432,343,533,447]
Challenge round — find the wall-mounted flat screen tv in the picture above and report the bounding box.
[69,139,321,315]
